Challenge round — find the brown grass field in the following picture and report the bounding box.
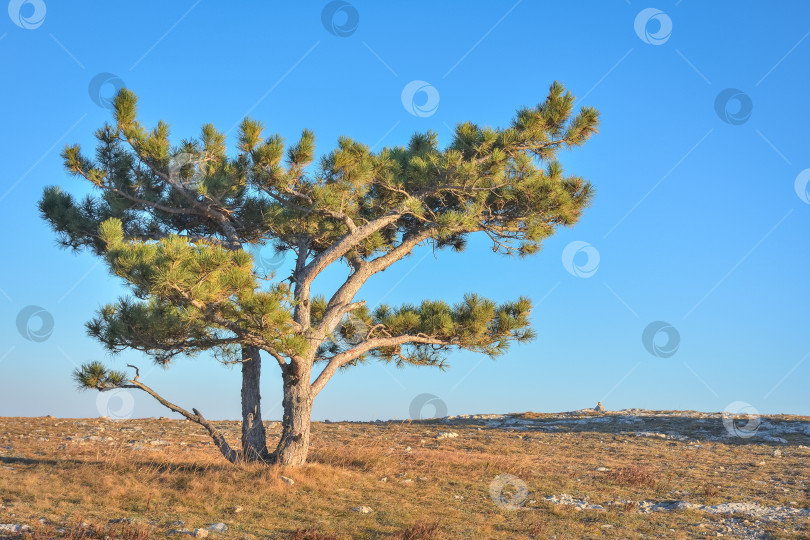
[1,411,809,539]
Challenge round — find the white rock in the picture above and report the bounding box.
[0,525,28,533]
[436,432,459,439]
[193,528,209,538]
[207,523,227,533]
[631,431,667,439]
[280,476,295,485]
[351,505,373,514]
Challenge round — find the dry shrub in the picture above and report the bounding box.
[392,522,442,540]
[524,520,547,537]
[702,484,719,498]
[607,465,658,488]
[26,519,151,540]
[287,528,341,540]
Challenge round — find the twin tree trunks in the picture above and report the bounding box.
[242,347,312,466]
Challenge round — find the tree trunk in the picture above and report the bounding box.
[273,363,313,466]
[240,345,269,462]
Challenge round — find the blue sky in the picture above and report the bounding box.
[1,1,808,421]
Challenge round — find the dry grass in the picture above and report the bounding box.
[286,529,339,540]
[390,522,442,540]
[606,464,658,488]
[0,415,808,538]
[26,518,152,540]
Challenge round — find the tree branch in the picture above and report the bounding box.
[112,379,241,463]
[295,211,403,290]
[311,333,456,395]
[263,347,289,368]
[121,137,243,246]
[75,164,206,218]
[315,228,436,336]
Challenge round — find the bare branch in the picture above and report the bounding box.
[125,364,140,381]
[114,379,241,463]
[315,228,436,336]
[311,333,456,395]
[264,347,289,368]
[295,211,403,289]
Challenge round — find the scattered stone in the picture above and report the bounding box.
[351,505,373,514]
[379,477,387,482]
[453,494,464,500]
[0,524,29,533]
[206,523,227,533]
[404,446,412,453]
[594,402,605,413]
[193,528,209,538]
[436,432,459,439]
[555,493,810,524]
[231,506,242,514]
[595,467,609,472]
[545,494,605,511]
[772,449,782,457]
[280,476,295,485]
[637,432,667,439]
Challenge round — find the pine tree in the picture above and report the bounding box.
[40,83,598,466]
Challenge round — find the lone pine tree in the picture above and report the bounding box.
[40,83,598,466]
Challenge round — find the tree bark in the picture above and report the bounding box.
[240,345,269,462]
[273,362,313,466]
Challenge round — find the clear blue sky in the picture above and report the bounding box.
[1,1,808,421]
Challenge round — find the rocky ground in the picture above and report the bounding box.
[0,409,809,539]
